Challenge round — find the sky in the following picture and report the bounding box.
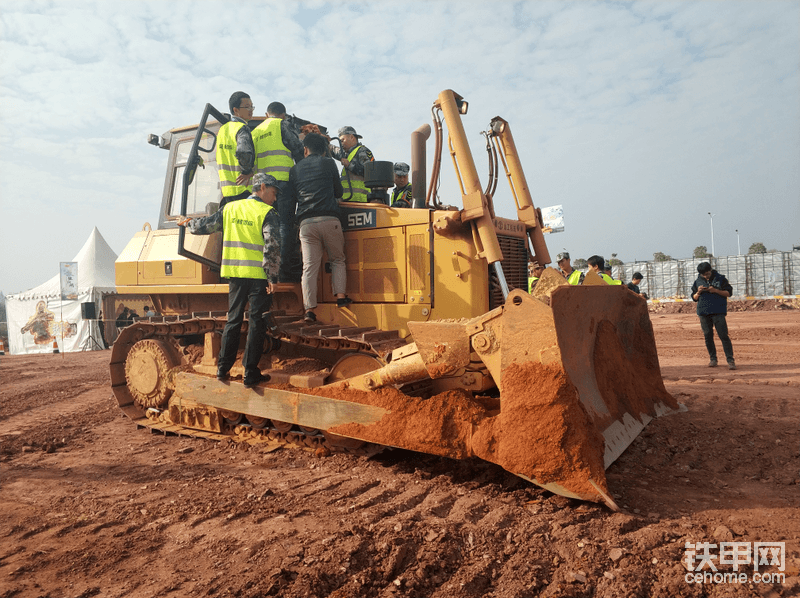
[1,0,798,294]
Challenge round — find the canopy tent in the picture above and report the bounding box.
[6,227,118,354]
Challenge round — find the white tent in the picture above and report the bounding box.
[6,227,118,354]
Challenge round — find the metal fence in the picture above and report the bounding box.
[610,251,800,300]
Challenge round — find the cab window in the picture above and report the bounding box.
[168,135,220,217]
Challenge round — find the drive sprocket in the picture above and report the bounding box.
[124,338,179,409]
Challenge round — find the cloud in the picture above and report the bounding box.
[0,0,798,293]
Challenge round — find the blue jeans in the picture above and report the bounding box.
[699,313,734,362]
[218,278,272,379]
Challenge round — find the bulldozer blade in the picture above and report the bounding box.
[548,284,679,466]
[467,287,678,507]
[321,288,676,507]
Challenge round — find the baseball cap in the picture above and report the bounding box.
[556,252,569,262]
[252,172,279,189]
[338,126,362,139]
[394,162,410,175]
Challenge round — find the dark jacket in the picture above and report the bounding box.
[691,270,733,315]
[290,155,344,224]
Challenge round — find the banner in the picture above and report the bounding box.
[60,262,78,300]
[541,205,564,234]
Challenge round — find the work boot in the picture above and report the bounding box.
[728,360,737,370]
[243,372,270,389]
[304,311,317,323]
[216,368,230,381]
[337,297,353,308]
[708,358,718,367]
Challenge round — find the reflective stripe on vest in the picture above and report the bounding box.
[252,118,293,181]
[341,145,369,202]
[567,270,582,285]
[220,197,273,279]
[216,121,251,198]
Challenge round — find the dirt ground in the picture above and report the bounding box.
[1,304,798,598]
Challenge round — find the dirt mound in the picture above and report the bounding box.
[1,311,798,598]
[649,297,798,315]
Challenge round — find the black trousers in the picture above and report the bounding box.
[275,181,303,283]
[218,277,272,378]
[699,313,734,362]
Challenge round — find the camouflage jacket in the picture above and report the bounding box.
[330,143,374,177]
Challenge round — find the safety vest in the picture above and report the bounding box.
[220,197,273,279]
[252,118,293,181]
[599,272,616,285]
[216,121,251,198]
[528,276,539,293]
[391,185,412,207]
[341,145,369,202]
[567,270,582,285]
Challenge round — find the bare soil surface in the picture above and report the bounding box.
[1,306,798,598]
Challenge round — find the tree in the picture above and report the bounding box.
[748,242,767,254]
[653,252,673,262]
[693,246,711,259]
[573,258,588,269]
[608,252,623,266]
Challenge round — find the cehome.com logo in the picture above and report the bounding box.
[684,541,786,585]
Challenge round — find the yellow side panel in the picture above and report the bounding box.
[116,231,148,287]
[115,228,222,289]
[429,217,490,319]
[406,225,431,305]
[333,227,407,304]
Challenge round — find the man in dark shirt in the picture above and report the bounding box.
[691,261,735,369]
[627,272,648,299]
[289,133,349,322]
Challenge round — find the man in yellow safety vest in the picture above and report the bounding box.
[251,101,305,282]
[216,91,256,210]
[331,126,374,202]
[179,173,282,388]
[557,252,584,285]
[390,162,414,208]
[528,261,544,293]
[587,255,617,285]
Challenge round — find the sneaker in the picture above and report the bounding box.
[728,361,737,370]
[243,373,270,388]
[708,359,718,367]
[216,368,230,381]
[337,297,353,308]
[304,311,317,323]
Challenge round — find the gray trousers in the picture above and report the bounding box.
[299,217,347,310]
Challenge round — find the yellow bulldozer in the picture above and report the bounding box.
[112,90,677,509]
